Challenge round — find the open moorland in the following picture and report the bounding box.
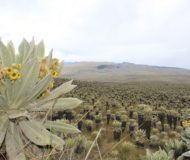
[52,78,190,160]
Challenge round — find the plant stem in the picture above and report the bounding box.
[85,128,102,160]
[95,140,102,160]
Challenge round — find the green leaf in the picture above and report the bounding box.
[4,78,13,105]
[7,41,16,64]
[0,40,12,67]
[19,120,64,149]
[17,39,30,64]
[5,57,40,106]
[30,97,82,112]
[7,110,29,119]
[47,49,53,68]
[5,122,26,160]
[0,114,8,147]
[11,58,40,108]
[180,151,190,157]
[36,40,45,57]
[50,133,65,150]
[26,74,52,104]
[0,95,7,107]
[38,80,76,105]
[44,120,80,134]
[22,39,36,64]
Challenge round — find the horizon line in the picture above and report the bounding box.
[63,61,190,70]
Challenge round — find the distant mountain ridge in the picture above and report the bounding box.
[61,62,190,83]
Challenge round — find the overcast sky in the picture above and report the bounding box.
[0,0,190,69]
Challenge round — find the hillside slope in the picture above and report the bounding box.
[61,62,190,83]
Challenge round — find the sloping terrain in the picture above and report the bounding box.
[62,62,190,83]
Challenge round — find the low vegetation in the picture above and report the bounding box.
[54,78,190,160]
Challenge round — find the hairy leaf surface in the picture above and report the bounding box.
[5,122,26,160]
[0,114,8,147]
[30,97,82,112]
[44,120,80,134]
[19,120,64,149]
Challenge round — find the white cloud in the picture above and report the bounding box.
[0,0,190,68]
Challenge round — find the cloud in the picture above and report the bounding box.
[0,0,190,68]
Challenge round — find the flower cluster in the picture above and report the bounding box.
[39,58,60,79]
[39,57,61,98]
[39,58,49,79]
[3,64,22,81]
[182,120,190,128]
[50,58,60,78]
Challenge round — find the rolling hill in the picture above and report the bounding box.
[61,62,190,83]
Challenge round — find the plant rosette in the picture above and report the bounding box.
[0,39,82,160]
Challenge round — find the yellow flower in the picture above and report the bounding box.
[51,70,59,78]
[15,64,22,70]
[40,63,48,71]
[52,58,59,64]
[51,58,59,68]
[9,70,21,80]
[5,67,13,76]
[39,68,48,79]
[17,73,21,79]
[51,64,58,70]
[39,72,46,79]
[41,90,50,98]
[48,81,54,90]
[41,58,48,64]
[0,65,4,79]
[182,121,190,128]
[0,70,4,80]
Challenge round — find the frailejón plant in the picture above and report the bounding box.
[0,39,82,160]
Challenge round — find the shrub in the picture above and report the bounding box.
[150,135,160,147]
[134,129,146,146]
[152,128,159,135]
[112,120,122,128]
[117,142,136,160]
[168,131,179,139]
[176,126,183,133]
[141,148,174,160]
[165,139,185,159]
[164,124,170,132]
[85,120,93,132]
[156,121,162,131]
